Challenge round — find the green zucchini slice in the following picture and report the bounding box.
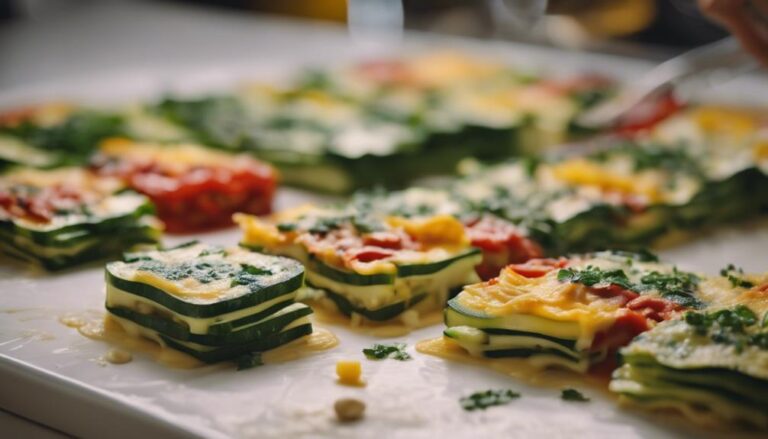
[105,242,314,363]
[610,307,768,429]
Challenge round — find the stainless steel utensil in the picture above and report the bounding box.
[576,37,758,129]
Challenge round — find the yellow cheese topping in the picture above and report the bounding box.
[336,360,365,386]
[233,213,286,248]
[387,214,469,249]
[99,138,254,172]
[754,140,768,161]
[693,106,757,138]
[549,158,662,202]
[457,266,624,345]
[407,52,504,87]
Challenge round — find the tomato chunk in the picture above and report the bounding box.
[92,147,276,233]
[626,295,683,322]
[346,246,395,263]
[507,258,568,278]
[591,310,649,352]
[465,215,544,280]
[588,284,640,307]
[0,185,84,223]
[362,232,403,249]
[614,91,683,135]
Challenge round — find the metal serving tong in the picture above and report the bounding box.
[576,37,759,130]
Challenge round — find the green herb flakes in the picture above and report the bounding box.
[460,389,521,411]
[684,305,767,352]
[720,264,755,289]
[557,266,632,290]
[363,343,411,361]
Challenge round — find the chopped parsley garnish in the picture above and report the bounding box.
[639,269,703,308]
[591,143,703,177]
[138,260,237,284]
[199,246,225,257]
[607,249,659,262]
[561,388,590,402]
[276,222,297,232]
[351,214,385,234]
[684,305,767,352]
[719,264,755,288]
[307,216,346,234]
[460,389,521,411]
[362,343,411,361]
[164,240,200,250]
[557,265,703,309]
[557,266,632,290]
[231,264,273,288]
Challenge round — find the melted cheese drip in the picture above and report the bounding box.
[261,327,339,364]
[61,311,338,368]
[60,312,203,369]
[309,298,444,338]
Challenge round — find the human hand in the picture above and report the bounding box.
[699,0,768,68]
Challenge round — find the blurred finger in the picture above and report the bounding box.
[699,0,768,67]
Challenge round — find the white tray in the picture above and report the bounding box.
[1,9,767,438]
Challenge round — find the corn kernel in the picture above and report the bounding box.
[336,360,364,386]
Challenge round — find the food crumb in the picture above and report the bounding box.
[334,398,365,423]
[104,349,133,364]
[336,360,365,386]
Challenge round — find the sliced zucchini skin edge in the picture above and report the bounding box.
[106,302,311,346]
[320,288,428,321]
[104,267,304,318]
[160,324,313,363]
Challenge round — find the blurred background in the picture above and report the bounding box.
[1,0,729,57]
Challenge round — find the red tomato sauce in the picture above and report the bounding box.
[92,153,276,233]
[465,215,544,280]
[0,185,85,223]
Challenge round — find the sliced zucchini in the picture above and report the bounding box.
[610,307,768,429]
[444,300,593,372]
[303,246,481,321]
[105,242,314,363]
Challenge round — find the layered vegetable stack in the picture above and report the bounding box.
[0,167,161,270]
[146,54,611,193]
[235,206,483,324]
[353,107,768,262]
[105,242,313,363]
[0,104,126,169]
[611,296,768,429]
[443,251,704,372]
[91,138,277,232]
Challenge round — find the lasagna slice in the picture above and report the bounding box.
[235,207,482,324]
[610,278,768,429]
[0,167,160,270]
[105,242,312,363]
[443,251,705,372]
